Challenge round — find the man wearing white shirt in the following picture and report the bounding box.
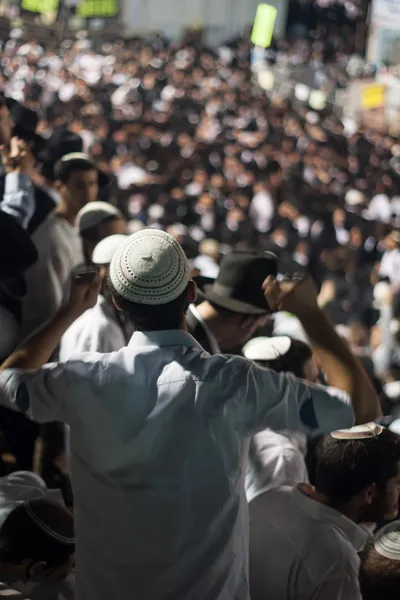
[379,231,400,290]
[249,161,283,234]
[249,424,400,600]
[60,234,128,360]
[0,230,379,600]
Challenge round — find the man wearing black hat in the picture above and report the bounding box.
[187,251,276,353]
[0,209,39,471]
[0,98,84,236]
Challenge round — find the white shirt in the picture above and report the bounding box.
[368,194,392,223]
[192,255,220,279]
[116,163,148,189]
[0,330,353,600]
[249,486,367,600]
[21,215,84,340]
[60,295,126,361]
[379,249,400,289]
[249,191,274,233]
[246,430,308,502]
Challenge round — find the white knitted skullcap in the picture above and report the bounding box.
[374,521,400,560]
[110,229,190,305]
[92,234,128,265]
[76,202,123,233]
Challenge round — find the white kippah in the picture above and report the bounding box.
[92,234,128,265]
[110,229,190,305]
[374,521,400,560]
[76,201,122,233]
[243,336,292,361]
[331,423,383,440]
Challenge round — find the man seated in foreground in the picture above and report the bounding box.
[249,424,400,600]
[0,230,379,600]
[0,498,74,598]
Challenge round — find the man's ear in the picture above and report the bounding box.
[28,560,47,578]
[362,483,377,505]
[187,280,197,305]
[112,295,122,312]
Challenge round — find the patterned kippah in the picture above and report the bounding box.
[375,522,400,560]
[110,229,190,305]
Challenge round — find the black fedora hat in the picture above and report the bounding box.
[5,97,45,152]
[38,129,84,180]
[199,251,278,315]
[0,210,38,278]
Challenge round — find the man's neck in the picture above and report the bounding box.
[55,201,77,226]
[297,483,358,522]
[195,301,224,344]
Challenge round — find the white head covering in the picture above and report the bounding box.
[110,229,190,305]
[374,521,400,560]
[76,202,123,233]
[92,234,128,265]
[243,336,292,361]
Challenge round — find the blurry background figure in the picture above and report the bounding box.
[76,201,127,264]
[192,239,220,279]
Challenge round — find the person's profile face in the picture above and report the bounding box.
[63,169,99,209]
[362,463,400,523]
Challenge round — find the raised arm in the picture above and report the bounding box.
[263,276,381,425]
[1,139,36,230]
[1,275,99,370]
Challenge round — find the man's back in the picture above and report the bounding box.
[0,328,354,600]
[55,331,251,600]
[249,486,366,600]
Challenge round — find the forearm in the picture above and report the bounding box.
[1,309,75,370]
[298,308,381,424]
[2,172,35,229]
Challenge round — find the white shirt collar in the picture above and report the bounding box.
[188,304,221,354]
[292,486,369,552]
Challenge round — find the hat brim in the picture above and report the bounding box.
[201,283,269,315]
[12,125,46,152]
[0,211,38,277]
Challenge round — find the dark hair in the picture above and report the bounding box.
[259,339,312,379]
[0,499,74,569]
[315,429,400,503]
[359,541,400,600]
[81,215,119,243]
[55,158,97,184]
[110,281,189,331]
[265,160,282,178]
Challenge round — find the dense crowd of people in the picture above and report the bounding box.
[0,18,398,600]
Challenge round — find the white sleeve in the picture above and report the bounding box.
[222,358,354,437]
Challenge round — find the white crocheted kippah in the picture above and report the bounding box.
[374,522,400,561]
[110,229,190,305]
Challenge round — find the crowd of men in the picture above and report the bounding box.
[0,18,399,600]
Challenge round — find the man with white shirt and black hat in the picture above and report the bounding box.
[187,251,278,354]
[0,228,380,600]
